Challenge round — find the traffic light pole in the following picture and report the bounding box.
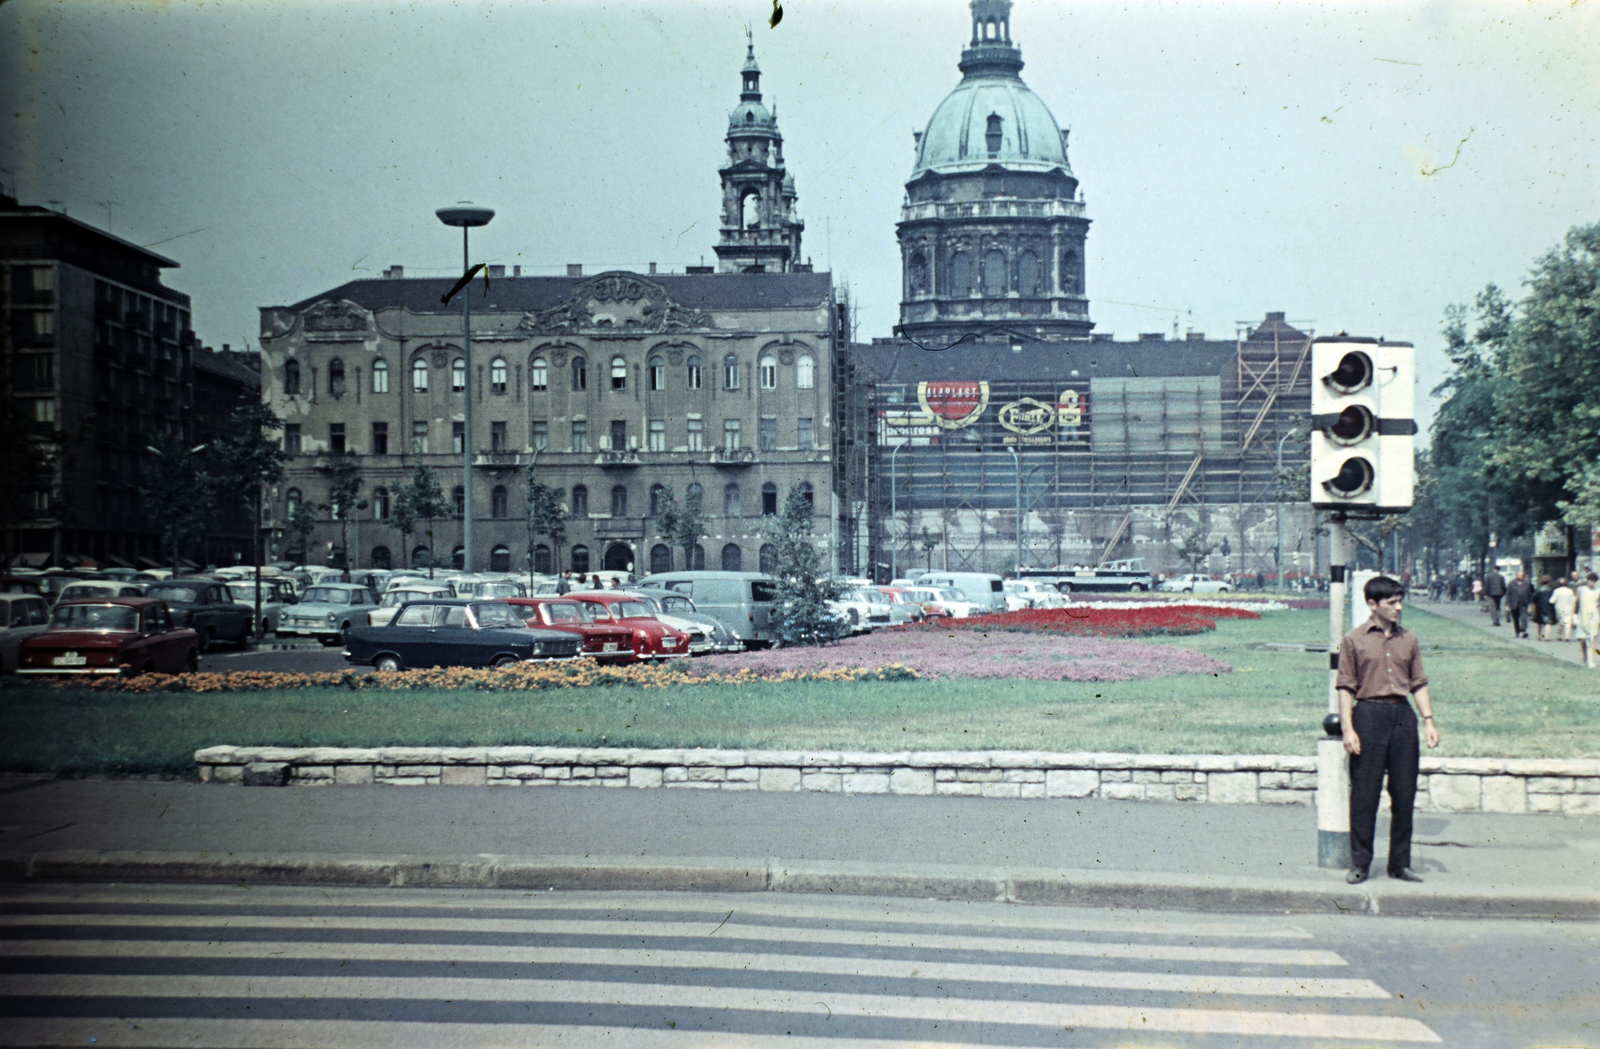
[1317,513,1352,868]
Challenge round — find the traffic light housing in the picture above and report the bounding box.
[1309,335,1416,513]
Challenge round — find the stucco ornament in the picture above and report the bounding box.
[517,272,713,334]
[304,300,369,332]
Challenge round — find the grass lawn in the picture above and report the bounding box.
[2,605,1595,777]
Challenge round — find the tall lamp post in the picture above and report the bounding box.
[436,201,495,575]
[1007,445,1023,573]
[1275,428,1293,590]
[888,441,906,582]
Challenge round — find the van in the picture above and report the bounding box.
[917,572,1007,613]
[635,570,779,647]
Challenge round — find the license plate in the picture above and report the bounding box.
[662,638,676,647]
[53,653,87,666]
[601,642,618,652]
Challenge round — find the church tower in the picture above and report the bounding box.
[897,0,1091,342]
[714,34,805,274]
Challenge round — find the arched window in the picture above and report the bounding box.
[1018,250,1041,295]
[796,354,814,389]
[571,484,588,516]
[491,485,508,519]
[328,358,346,398]
[603,543,634,572]
[490,544,511,572]
[530,357,548,392]
[949,251,973,296]
[759,356,777,390]
[452,545,465,571]
[762,482,778,515]
[490,357,507,393]
[452,358,466,392]
[649,483,666,518]
[412,357,428,392]
[371,545,391,570]
[610,484,628,517]
[723,482,741,517]
[648,356,665,391]
[985,113,1003,154]
[741,191,760,230]
[799,481,814,510]
[571,356,587,391]
[452,485,465,517]
[908,251,928,294]
[533,544,552,574]
[610,356,627,391]
[689,543,706,570]
[285,487,302,514]
[686,356,702,390]
[650,543,672,574]
[982,249,1007,296]
[373,487,390,520]
[1060,249,1080,294]
[721,543,743,571]
[686,482,703,508]
[759,542,777,574]
[570,544,591,575]
[371,358,389,393]
[284,359,301,397]
[412,545,431,568]
[723,355,740,390]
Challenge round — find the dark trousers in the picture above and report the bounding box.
[1348,701,1419,874]
[1509,604,1529,636]
[1487,594,1502,625]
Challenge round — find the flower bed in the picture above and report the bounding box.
[936,604,1261,638]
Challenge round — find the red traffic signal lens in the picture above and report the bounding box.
[1328,404,1376,445]
[1324,351,1373,394]
[1322,456,1375,499]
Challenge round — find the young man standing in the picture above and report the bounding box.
[1338,575,1440,884]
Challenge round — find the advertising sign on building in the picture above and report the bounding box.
[998,397,1057,446]
[917,381,990,430]
[878,410,942,447]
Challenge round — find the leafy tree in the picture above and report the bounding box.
[654,485,705,571]
[285,499,318,568]
[918,526,938,570]
[1175,520,1216,576]
[138,434,219,574]
[318,454,366,578]
[767,483,845,646]
[208,392,287,620]
[527,479,567,583]
[402,465,449,578]
[391,485,419,572]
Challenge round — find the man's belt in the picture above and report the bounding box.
[1357,695,1409,704]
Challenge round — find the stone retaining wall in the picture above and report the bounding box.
[193,746,1600,815]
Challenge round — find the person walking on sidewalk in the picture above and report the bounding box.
[1505,570,1534,638]
[1338,575,1439,885]
[1577,572,1600,670]
[1483,565,1506,626]
[1551,575,1577,643]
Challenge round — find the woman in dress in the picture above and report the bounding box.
[1577,572,1600,669]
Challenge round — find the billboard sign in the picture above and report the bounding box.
[918,381,990,429]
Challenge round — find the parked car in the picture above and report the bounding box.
[276,583,381,645]
[142,579,256,650]
[1157,573,1233,594]
[827,587,894,634]
[227,581,294,636]
[634,571,779,648]
[620,588,744,654]
[569,591,692,659]
[916,572,1007,614]
[504,597,636,663]
[1005,579,1068,609]
[0,593,52,672]
[342,599,580,671]
[898,586,977,618]
[18,597,199,676]
[0,576,45,596]
[55,580,149,604]
[368,584,453,628]
[872,587,923,625]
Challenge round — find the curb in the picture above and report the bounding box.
[3,849,1594,920]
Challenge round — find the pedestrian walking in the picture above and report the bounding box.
[1551,576,1577,643]
[1577,572,1600,670]
[1338,575,1439,885]
[1505,570,1534,638]
[1483,565,1507,626]
[1532,575,1556,641]
[1471,576,1484,608]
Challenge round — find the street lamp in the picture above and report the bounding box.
[888,441,907,582]
[436,201,495,575]
[1007,445,1023,574]
[1276,428,1293,590]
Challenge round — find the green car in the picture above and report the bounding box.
[275,583,380,645]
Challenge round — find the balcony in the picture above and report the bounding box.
[473,450,526,468]
[124,310,149,331]
[595,450,642,467]
[154,319,176,340]
[709,447,757,466]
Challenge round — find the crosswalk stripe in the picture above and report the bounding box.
[0,974,1442,1042]
[0,940,1390,998]
[0,914,1347,965]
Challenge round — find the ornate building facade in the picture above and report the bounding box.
[714,35,805,275]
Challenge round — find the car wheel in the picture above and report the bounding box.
[1182,588,1193,594]
[1129,583,1146,592]
[374,654,403,673]
[183,649,199,674]
[237,622,256,649]
[492,655,519,668]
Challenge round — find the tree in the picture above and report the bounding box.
[138,434,219,574]
[767,483,846,646]
[318,453,366,578]
[391,484,419,573]
[1175,520,1216,576]
[402,465,450,578]
[208,392,287,625]
[527,479,567,584]
[285,499,318,568]
[654,485,705,571]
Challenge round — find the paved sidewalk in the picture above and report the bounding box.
[1412,596,1593,667]
[3,777,1596,918]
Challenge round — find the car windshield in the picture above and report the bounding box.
[59,585,114,601]
[50,603,139,632]
[302,588,352,605]
[146,586,198,603]
[540,602,589,623]
[661,596,693,614]
[471,603,519,629]
[938,589,965,601]
[477,582,525,598]
[610,601,653,619]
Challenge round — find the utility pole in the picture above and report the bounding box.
[1317,514,1352,869]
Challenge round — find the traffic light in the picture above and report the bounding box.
[1309,335,1416,513]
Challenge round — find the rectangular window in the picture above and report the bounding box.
[610,358,627,391]
[687,359,702,390]
[609,419,627,451]
[572,487,588,516]
[411,421,429,454]
[329,422,346,454]
[33,398,55,424]
[490,421,507,452]
[723,357,740,390]
[723,419,741,451]
[371,422,388,455]
[372,362,389,393]
[452,421,465,454]
[797,417,814,450]
[572,419,589,453]
[648,419,665,451]
[532,420,548,452]
[531,359,548,392]
[284,423,302,455]
[649,361,665,391]
[33,313,55,337]
[760,359,777,390]
[686,418,704,452]
[611,486,628,516]
[31,266,54,292]
[759,417,776,451]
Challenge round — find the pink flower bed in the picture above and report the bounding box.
[687,630,1230,683]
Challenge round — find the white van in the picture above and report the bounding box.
[636,571,779,647]
[916,572,1007,614]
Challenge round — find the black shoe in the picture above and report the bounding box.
[1346,867,1369,884]
[1388,868,1424,883]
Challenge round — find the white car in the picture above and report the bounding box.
[827,588,893,634]
[1157,573,1233,594]
[1005,579,1068,609]
[898,586,983,618]
[369,584,454,627]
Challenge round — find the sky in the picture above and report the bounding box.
[4,0,1598,433]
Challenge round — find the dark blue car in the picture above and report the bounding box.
[342,599,580,671]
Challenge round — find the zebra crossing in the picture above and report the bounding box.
[0,884,1440,1047]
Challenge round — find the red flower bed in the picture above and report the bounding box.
[920,604,1261,639]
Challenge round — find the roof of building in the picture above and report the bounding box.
[852,335,1240,384]
[0,193,180,268]
[192,347,261,388]
[282,271,834,316]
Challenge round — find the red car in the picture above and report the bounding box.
[19,597,200,676]
[504,597,637,664]
[568,591,691,660]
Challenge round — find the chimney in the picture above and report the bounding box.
[1266,311,1286,322]
[386,265,404,279]
[1186,331,1206,341]
[567,264,583,277]
[488,264,505,279]
[513,265,521,278]
[222,344,230,354]
[648,262,657,274]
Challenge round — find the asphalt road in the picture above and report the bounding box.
[196,639,350,675]
[2,883,1594,1048]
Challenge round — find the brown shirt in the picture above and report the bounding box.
[1337,618,1429,699]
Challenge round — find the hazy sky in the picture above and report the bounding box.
[4,0,1598,429]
